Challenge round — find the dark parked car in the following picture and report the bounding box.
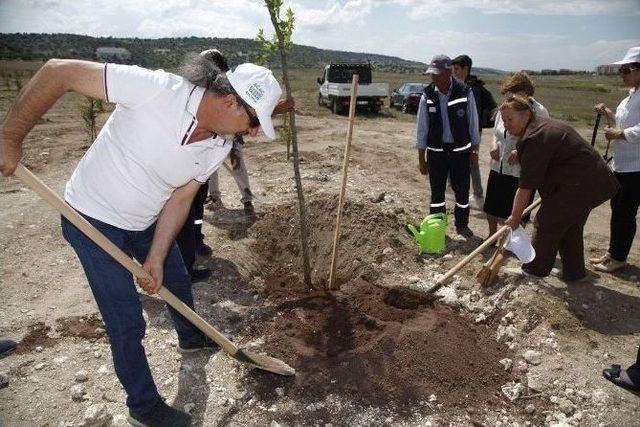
[390,83,427,114]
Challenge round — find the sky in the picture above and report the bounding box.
[0,0,639,71]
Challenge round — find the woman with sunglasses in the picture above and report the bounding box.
[590,47,640,274]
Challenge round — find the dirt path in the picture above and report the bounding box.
[1,97,639,426]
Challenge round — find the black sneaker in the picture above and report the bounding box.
[0,339,17,359]
[128,399,191,427]
[178,336,220,354]
[196,242,213,257]
[189,268,211,282]
[456,226,474,238]
[243,201,255,215]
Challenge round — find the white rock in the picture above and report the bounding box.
[109,414,129,427]
[501,381,524,402]
[523,350,542,365]
[382,247,393,255]
[183,402,195,414]
[435,286,458,306]
[428,394,437,402]
[0,372,8,389]
[474,313,487,324]
[82,403,112,427]
[525,404,536,414]
[34,362,46,370]
[496,324,517,342]
[557,398,575,415]
[35,346,43,352]
[443,253,454,260]
[97,364,111,375]
[527,372,544,392]
[514,360,529,374]
[71,384,87,401]
[499,358,513,371]
[54,356,68,365]
[591,388,609,405]
[75,370,89,382]
[275,387,284,397]
[269,422,283,427]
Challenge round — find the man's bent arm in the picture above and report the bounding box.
[139,180,201,293]
[1,59,106,176]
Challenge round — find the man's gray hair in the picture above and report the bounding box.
[178,52,236,97]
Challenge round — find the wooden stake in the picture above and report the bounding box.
[328,74,359,290]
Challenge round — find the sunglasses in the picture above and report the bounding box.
[619,67,638,75]
[238,97,261,128]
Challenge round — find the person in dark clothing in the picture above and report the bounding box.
[452,54,497,205]
[502,95,620,281]
[416,54,481,237]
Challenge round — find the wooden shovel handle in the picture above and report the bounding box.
[428,197,542,293]
[13,163,239,355]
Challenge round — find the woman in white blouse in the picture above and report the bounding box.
[590,46,640,274]
[483,72,549,237]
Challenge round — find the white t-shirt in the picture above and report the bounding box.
[612,88,640,173]
[65,64,232,231]
[490,99,549,178]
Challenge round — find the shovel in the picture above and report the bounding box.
[13,163,295,376]
[476,233,508,288]
[426,198,542,295]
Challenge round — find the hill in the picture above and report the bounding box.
[0,33,504,74]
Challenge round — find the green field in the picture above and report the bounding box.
[1,59,628,130]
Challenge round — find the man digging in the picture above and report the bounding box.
[0,55,284,426]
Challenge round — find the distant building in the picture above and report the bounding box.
[96,47,131,61]
[596,64,620,75]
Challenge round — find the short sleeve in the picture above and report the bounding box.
[104,63,172,109]
[518,132,555,190]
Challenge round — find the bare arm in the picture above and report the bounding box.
[506,188,534,230]
[0,59,106,176]
[137,180,201,294]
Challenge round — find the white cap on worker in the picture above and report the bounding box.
[613,46,640,65]
[226,63,282,139]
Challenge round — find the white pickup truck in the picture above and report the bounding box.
[317,62,389,114]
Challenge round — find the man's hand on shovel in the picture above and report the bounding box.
[138,258,163,295]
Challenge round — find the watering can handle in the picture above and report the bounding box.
[406,223,420,239]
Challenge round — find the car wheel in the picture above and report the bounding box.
[389,99,394,109]
[318,94,323,107]
[402,101,408,113]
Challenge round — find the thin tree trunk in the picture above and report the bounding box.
[266,6,313,289]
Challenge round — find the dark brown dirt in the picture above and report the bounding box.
[56,314,105,340]
[15,322,58,354]
[247,278,513,416]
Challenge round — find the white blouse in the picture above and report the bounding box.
[612,88,640,173]
[490,99,549,178]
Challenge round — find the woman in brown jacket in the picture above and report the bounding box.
[501,95,620,281]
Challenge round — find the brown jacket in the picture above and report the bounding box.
[516,117,620,229]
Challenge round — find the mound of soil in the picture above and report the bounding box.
[251,196,414,287]
[16,315,105,354]
[247,278,512,416]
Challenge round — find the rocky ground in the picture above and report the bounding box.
[1,91,639,426]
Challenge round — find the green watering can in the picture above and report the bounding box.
[406,213,448,254]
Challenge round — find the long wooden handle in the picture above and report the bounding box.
[328,74,359,290]
[13,163,239,355]
[428,197,542,293]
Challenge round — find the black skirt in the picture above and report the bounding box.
[483,169,520,219]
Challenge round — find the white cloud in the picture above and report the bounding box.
[392,0,640,18]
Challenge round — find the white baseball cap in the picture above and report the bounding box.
[226,63,282,139]
[613,46,640,65]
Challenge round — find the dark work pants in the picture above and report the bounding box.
[176,183,209,272]
[609,171,640,262]
[524,208,591,281]
[427,149,471,228]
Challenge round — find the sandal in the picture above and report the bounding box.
[593,258,628,273]
[602,363,640,395]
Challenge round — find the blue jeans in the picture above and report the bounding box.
[61,214,204,413]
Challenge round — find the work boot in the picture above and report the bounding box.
[0,339,17,359]
[178,336,220,354]
[589,252,610,264]
[244,201,255,215]
[128,399,191,427]
[456,226,474,238]
[196,242,213,257]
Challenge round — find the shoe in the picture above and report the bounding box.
[243,201,255,215]
[593,258,628,273]
[206,198,224,211]
[128,399,191,427]
[589,253,610,264]
[178,336,220,354]
[456,227,474,238]
[189,268,211,282]
[0,339,17,358]
[196,242,212,257]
